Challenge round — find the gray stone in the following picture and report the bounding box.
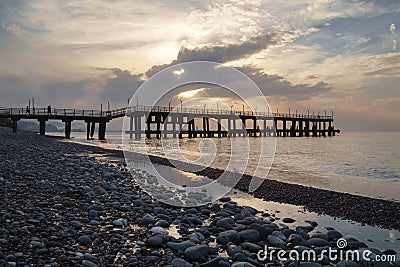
[88,210,98,219]
[217,230,240,244]
[167,241,196,251]
[327,230,343,241]
[87,204,103,211]
[240,242,262,252]
[150,226,167,235]
[288,234,304,245]
[216,217,235,229]
[231,262,256,267]
[310,233,328,240]
[70,220,82,228]
[78,235,92,246]
[188,232,205,241]
[113,220,124,227]
[184,244,210,260]
[268,235,286,249]
[226,244,243,256]
[282,217,296,223]
[154,207,169,215]
[272,230,287,241]
[82,260,98,267]
[142,214,154,225]
[148,235,164,247]
[239,229,260,242]
[88,220,100,225]
[308,238,331,247]
[171,258,193,267]
[155,219,170,228]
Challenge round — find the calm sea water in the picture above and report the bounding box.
[69,131,400,201]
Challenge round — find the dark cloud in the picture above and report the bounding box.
[146,33,280,76]
[238,67,331,100]
[97,68,144,104]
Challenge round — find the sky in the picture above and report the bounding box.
[0,0,399,131]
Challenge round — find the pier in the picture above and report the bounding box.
[0,105,340,140]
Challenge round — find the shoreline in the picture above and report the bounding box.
[1,129,399,266]
[70,141,400,231]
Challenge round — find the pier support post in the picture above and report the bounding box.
[253,118,257,137]
[299,120,303,137]
[178,116,183,139]
[283,120,287,137]
[90,122,95,139]
[312,122,317,137]
[38,119,47,136]
[241,118,246,137]
[86,122,90,140]
[146,119,151,138]
[263,119,267,137]
[12,118,19,133]
[136,115,142,138]
[98,121,107,140]
[305,120,310,137]
[156,115,161,139]
[64,120,72,139]
[232,119,237,137]
[163,116,168,138]
[130,117,133,139]
[290,120,296,137]
[172,116,177,138]
[217,118,221,138]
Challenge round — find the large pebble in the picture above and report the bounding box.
[184,244,210,261]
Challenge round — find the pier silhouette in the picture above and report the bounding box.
[0,105,340,140]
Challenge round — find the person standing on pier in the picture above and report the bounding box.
[25,105,30,115]
[47,105,52,115]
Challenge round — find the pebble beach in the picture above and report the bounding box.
[0,128,399,267]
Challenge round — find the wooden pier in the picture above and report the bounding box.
[0,107,124,140]
[126,106,339,139]
[0,105,340,140]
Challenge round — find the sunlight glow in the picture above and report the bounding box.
[178,88,204,98]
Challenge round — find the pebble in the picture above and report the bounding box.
[184,244,210,261]
[82,260,98,267]
[78,235,92,246]
[282,217,296,223]
[148,235,164,247]
[171,258,193,267]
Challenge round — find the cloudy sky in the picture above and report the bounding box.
[0,0,399,131]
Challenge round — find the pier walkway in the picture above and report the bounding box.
[0,105,340,140]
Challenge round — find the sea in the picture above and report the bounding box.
[62,131,400,251]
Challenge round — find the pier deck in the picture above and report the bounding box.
[0,105,340,140]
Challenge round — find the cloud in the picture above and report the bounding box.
[239,66,331,100]
[6,24,25,36]
[146,33,280,77]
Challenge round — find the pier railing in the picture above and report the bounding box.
[0,105,333,120]
[0,107,113,118]
[125,105,333,120]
